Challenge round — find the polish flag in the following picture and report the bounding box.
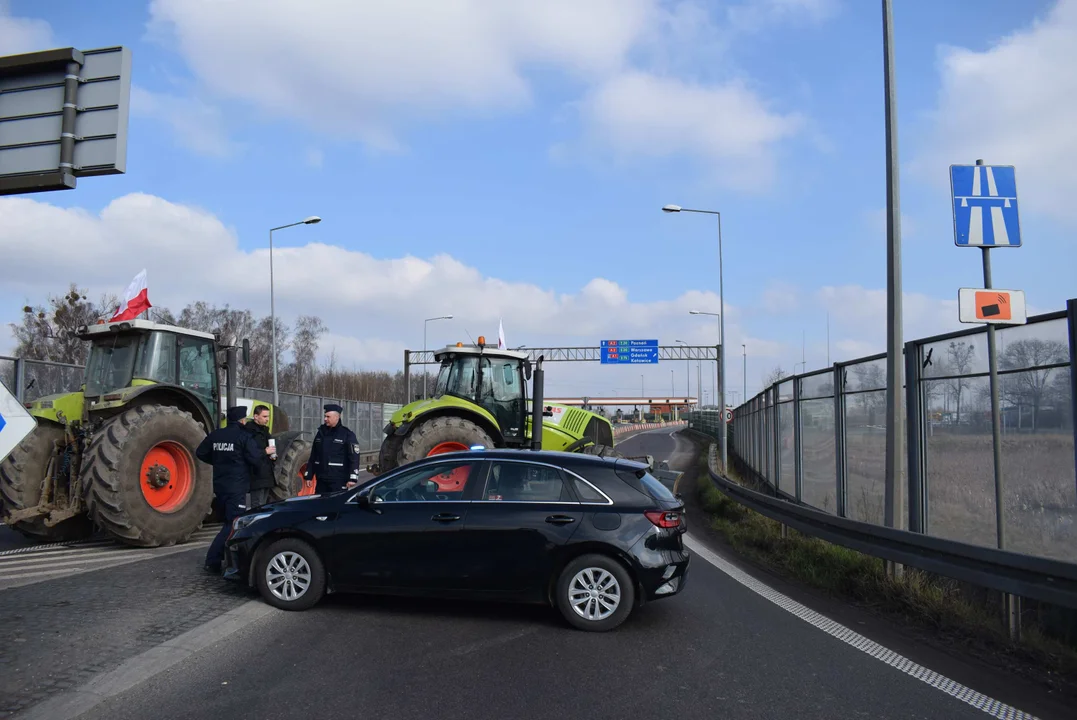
[110,269,152,322]
[497,317,506,350]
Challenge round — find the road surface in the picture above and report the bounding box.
[2,430,1063,720]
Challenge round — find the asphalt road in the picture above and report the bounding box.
[4,430,1059,720]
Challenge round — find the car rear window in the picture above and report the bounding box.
[615,467,677,502]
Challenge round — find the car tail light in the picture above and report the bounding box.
[645,510,682,529]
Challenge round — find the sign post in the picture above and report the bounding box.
[0,382,36,466]
[950,158,1023,638]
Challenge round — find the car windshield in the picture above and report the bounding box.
[84,334,140,397]
[433,355,478,401]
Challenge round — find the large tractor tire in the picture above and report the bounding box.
[396,416,494,492]
[397,416,494,465]
[81,405,213,547]
[375,432,405,475]
[270,438,314,501]
[0,422,95,543]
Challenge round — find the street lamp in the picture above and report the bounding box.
[269,215,321,406]
[675,339,691,406]
[423,315,453,399]
[742,343,747,406]
[667,202,728,469]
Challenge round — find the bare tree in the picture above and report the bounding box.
[999,339,1068,431]
[762,366,788,388]
[289,315,327,393]
[944,340,977,425]
[10,284,118,364]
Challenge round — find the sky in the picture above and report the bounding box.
[1,0,1074,408]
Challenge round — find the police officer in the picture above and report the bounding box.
[304,403,361,494]
[197,405,267,573]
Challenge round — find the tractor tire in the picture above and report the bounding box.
[581,444,623,459]
[81,405,213,547]
[376,432,405,474]
[270,438,313,502]
[396,416,494,466]
[0,422,94,542]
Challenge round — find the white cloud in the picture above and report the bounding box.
[727,0,838,32]
[913,0,1077,224]
[819,284,961,350]
[573,71,803,190]
[761,280,799,314]
[130,86,239,158]
[0,191,767,399]
[140,0,807,185]
[0,2,53,55]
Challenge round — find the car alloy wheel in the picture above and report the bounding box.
[265,550,312,602]
[568,567,621,621]
[255,537,326,611]
[555,553,635,632]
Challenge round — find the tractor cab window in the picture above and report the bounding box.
[178,336,217,411]
[434,355,479,401]
[134,332,177,385]
[479,358,523,439]
[84,334,139,397]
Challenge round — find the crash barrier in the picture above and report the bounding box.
[613,420,687,437]
[0,355,403,455]
[687,298,1077,569]
[697,441,1077,612]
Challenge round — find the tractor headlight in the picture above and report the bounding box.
[232,512,272,532]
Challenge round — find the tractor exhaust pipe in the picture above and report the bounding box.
[225,344,238,421]
[531,356,544,451]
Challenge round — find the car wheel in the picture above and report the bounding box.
[255,538,326,611]
[555,554,635,632]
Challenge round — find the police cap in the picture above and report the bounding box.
[227,406,248,422]
[324,403,343,414]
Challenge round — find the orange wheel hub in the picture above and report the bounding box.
[140,441,195,513]
[427,442,471,491]
[298,463,316,496]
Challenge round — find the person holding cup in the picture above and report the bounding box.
[243,404,277,507]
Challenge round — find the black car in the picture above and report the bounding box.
[222,448,690,631]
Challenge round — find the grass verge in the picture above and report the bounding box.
[693,449,1077,692]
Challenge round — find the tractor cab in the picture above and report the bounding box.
[432,341,532,443]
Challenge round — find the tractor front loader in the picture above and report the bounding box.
[0,319,312,547]
[372,335,644,478]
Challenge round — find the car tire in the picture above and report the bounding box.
[254,538,326,611]
[554,553,635,632]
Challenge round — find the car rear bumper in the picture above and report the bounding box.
[636,546,690,603]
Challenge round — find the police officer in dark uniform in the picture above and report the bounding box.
[304,403,361,495]
[197,405,265,573]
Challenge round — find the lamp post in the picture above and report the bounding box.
[675,339,691,403]
[423,315,453,399]
[269,215,321,406]
[742,343,747,404]
[688,307,725,469]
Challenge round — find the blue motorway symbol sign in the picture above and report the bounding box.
[600,339,659,364]
[950,164,1021,247]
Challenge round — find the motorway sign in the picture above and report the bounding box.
[600,339,659,365]
[0,382,36,464]
[958,288,1027,325]
[0,46,132,195]
[950,164,1021,247]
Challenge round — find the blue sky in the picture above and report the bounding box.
[1,0,1074,404]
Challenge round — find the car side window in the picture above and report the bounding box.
[567,474,609,504]
[484,462,574,502]
[371,461,475,502]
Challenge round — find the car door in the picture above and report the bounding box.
[327,459,483,593]
[460,458,584,599]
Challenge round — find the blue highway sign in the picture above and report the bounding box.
[600,339,659,365]
[950,164,1021,247]
[0,382,36,464]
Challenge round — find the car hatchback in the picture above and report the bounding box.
[222,448,690,631]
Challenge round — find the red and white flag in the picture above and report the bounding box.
[497,317,506,349]
[110,269,152,322]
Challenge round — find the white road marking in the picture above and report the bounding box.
[684,534,1039,720]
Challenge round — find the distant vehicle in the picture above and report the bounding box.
[222,448,691,631]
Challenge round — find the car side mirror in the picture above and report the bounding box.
[356,491,373,509]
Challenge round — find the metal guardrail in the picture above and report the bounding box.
[699,442,1077,611]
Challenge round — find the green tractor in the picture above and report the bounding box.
[372,337,626,476]
[0,319,312,547]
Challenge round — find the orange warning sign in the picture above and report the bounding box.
[974,291,1012,321]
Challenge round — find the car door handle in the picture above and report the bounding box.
[545,515,576,525]
[431,513,461,522]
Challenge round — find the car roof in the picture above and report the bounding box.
[404,447,649,471]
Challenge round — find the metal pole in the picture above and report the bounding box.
[742,344,747,406]
[423,321,428,400]
[718,214,727,473]
[882,0,906,581]
[58,58,83,189]
[270,228,278,407]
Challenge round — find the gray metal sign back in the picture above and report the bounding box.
[0,46,132,195]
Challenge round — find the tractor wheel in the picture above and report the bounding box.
[396,416,493,466]
[581,444,623,459]
[0,423,94,542]
[270,438,314,501]
[376,432,405,474]
[81,405,213,547]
